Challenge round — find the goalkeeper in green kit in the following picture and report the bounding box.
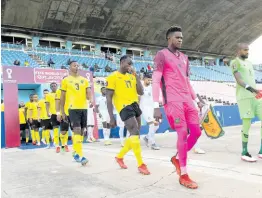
[231,43,262,162]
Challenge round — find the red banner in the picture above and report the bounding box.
[34,68,68,84]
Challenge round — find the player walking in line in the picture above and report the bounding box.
[59,61,92,166]
[140,73,160,150]
[152,26,204,189]
[96,87,112,145]
[230,43,262,162]
[106,55,150,175]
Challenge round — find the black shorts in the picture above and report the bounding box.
[27,119,33,127]
[60,116,72,131]
[20,123,29,131]
[120,102,142,122]
[50,114,60,127]
[32,120,41,129]
[69,109,87,129]
[40,119,53,130]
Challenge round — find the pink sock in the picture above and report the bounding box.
[187,124,202,151]
[181,166,187,175]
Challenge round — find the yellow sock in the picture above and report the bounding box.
[54,128,60,147]
[45,130,50,144]
[64,132,68,145]
[74,134,83,157]
[26,137,29,143]
[35,131,40,143]
[72,134,76,151]
[117,137,132,158]
[129,136,143,167]
[60,133,65,146]
[31,130,35,142]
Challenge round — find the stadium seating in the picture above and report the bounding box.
[1,44,262,83]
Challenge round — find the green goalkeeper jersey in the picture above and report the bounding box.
[230,57,256,101]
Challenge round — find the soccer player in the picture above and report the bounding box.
[19,102,30,145]
[152,26,204,189]
[230,43,262,161]
[87,102,96,143]
[46,82,69,152]
[96,87,111,145]
[106,55,150,175]
[25,94,35,144]
[140,73,160,150]
[59,61,92,166]
[29,94,41,146]
[38,89,52,148]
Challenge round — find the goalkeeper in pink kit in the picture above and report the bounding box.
[152,26,204,189]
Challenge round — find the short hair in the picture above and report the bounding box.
[43,89,49,92]
[50,82,57,86]
[69,60,77,65]
[29,94,34,97]
[101,87,106,91]
[143,72,152,79]
[166,26,182,40]
[120,55,130,63]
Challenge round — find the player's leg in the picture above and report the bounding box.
[118,126,125,147]
[87,125,95,142]
[79,109,88,165]
[25,124,30,145]
[51,115,61,152]
[238,99,257,162]
[103,122,111,145]
[20,124,25,144]
[44,120,52,148]
[33,120,41,146]
[60,119,70,153]
[166,102,198,189]
[40,120,47,145]
[254,99,262,158]
[193,127,205,154]
[29,121,36,145]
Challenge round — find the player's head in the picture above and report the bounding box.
[50,82,57,92]
[237,43,249,59]
[29,94,34,102]
[69,61,79,74]
[143,73,152,86]
[43,89,49,99]
[120,55,133,73]
[101,87,106,96]
[166,26,183,49]
[32,94,38,102]
[19,101,25,107]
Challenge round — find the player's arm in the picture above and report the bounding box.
[29,107,33,122]
[24,104,28,120]
[37,103,41,121]
[231,61,259,94]
[55,90,61,115]
[45,96,50,117]
[60,79,67,119]
[106,90,115,121]
[134,72,144,95]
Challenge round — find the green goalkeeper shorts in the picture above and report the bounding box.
[238,98,262,120]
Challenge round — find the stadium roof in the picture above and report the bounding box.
[2,0,262,55]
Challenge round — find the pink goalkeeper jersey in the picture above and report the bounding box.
[152,48,196,104]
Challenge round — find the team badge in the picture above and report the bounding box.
[175,118,180,124]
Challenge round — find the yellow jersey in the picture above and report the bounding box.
[1,103,4,112]
[19,107,26,124]
[106,71,138,113]
[38,99,49,119]
[25,102,32,119]
[60,75,89,110]
[29,101,39,119]
[46,90,61,115]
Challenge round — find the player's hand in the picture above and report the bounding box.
[29,118,33,123]
[255,90,262,99]
[99,113,102,118]
[129,67,136,76]
[89,103,94,108]
[38,119,41,122]
[197,102,205,110]
[48,112,52,118]
[154,108,162,122]
[109,117,116,128]
[57,114,62,122]
[61,113,67,122]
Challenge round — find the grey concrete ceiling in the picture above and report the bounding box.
[2,0,262,55]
